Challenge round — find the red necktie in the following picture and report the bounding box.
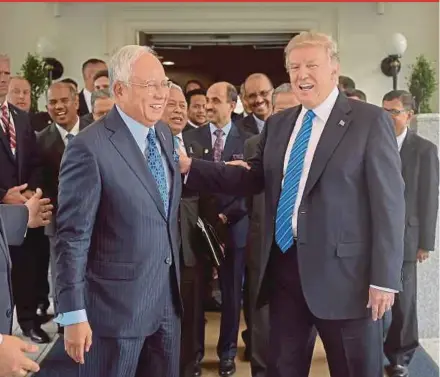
[1,104,16,152]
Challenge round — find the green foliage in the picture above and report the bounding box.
[18,53,49,112]
[407,55,438,114]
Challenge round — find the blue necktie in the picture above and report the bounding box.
[275,110,316,253]
[145,128,169,214]
[66,133,74,144]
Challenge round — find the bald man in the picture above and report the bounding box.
[184,81,252,376]
[236,73,273,135]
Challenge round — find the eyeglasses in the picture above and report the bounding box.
[126,79,172,94]
[246,89,273,101]
[384,108,407,116]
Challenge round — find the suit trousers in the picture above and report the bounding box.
[267,245,383,377]
[79,281,181,377]
[10,229,42,331]
[384,261,419,366]
[180,260,205,375]
[33,227,50,310]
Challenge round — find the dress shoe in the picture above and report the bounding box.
[36,304,54,325]
[219,358,236,377]
[386,364,409,377]
[192,362,202,377]
[22,327,51,344]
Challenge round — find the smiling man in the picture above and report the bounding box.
[53,45,182,377]
[236,73,273,135]
[179,32,405,377]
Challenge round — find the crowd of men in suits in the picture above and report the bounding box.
[0,30,438,377]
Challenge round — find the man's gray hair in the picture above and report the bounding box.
[91,88,111,111]
[170,82,183,92]
[108,45,156,96]
[272,83,292,103]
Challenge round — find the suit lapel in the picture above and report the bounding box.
[10,105,25,182]
[245,115,259,134]
[0,125,14,163]
[400,130,414,186]
[200,126,214,161]
[155,121,175,174]
[105,108,167,220]
[222,124,241,160]
[303,94,352,198]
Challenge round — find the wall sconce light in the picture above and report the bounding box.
[381,33,407,90]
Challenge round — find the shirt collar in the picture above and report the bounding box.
[187,120,199,128]
[396,126,408,152]
[56,117,80,140]
[252,113,266,133]
[209,122,232,137]
[299,86,339,124]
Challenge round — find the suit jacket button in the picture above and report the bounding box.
[6,309,12,318]
[165,257,172,265]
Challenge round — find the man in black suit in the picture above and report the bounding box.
[37,81,89,327]
[236,73,273,135]
[0,192,52,377]
[0,54,52,344]
[184,89,207,132]
[161,83,205,377]
[382,90,439,377]
[184,82,251,376]
[81,88,114,127]
[78,58,107,116]
[180,32,405,377]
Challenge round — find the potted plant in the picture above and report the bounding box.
[19,53,49,112]
[407,55,438,114]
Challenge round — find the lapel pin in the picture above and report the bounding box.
[189,146,193,154]
[338,120,345,127]
[161,131,166,140]
[204,149,209,154]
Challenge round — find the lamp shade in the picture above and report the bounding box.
[388,33,407,56]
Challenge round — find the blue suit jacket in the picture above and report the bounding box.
[0,205,28,334]
[54,107,182,338]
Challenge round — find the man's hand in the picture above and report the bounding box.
[178,149,192,174]
[22,190,35,200]
[64,322,93,364]
[367,287,395,321]
[225,160,251,170]
[25,188,53,228]
[416,249,430,263]
[0,335,40,377]
[2,184,29,204]
[218,213,228,224]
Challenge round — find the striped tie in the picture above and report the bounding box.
[275,110,316,253]
[1,104,16,153]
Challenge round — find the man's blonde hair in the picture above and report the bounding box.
[284,31,339,69]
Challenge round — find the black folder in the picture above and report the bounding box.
[196,217,225,268]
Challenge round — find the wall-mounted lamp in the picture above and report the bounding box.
[381,33,407,90]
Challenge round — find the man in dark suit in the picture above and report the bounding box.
[183,89,207,133]
[37,81,90,328]
[184,82,251,376]
[54,46,182,377]
[236,73,273,135]
[382,90,439,377]
[77,58,107,116]
[161,83,205,377]
[0,54,52,344]
[81,88,114,126]
[0,192,52,377]
[180,32,405,377]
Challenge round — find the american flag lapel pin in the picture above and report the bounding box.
[161,131,166,140]
[338,120,345,127]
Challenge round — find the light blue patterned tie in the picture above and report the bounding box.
[66,133,74,144]
[145,128,169,214]
[275,110,316,253]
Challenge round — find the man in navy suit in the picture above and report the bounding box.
[180,32,405,377]
[184,82,251,376]
[54,45,182,377]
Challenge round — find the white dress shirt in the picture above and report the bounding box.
[187,120,199,129]
[83,88,92,113]
[56,118,80,146]
[282,86,396,293]
[396,126,408,152]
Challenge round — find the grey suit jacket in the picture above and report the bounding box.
[186,94,405,320]
[54,107,182,337]
[400,130,439,261]
[0,205,28,334]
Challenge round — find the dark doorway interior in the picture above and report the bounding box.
[154,45,290,89]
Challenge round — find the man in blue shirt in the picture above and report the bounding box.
[53,45,182,377]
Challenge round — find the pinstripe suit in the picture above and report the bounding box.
[54,106,182,377]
